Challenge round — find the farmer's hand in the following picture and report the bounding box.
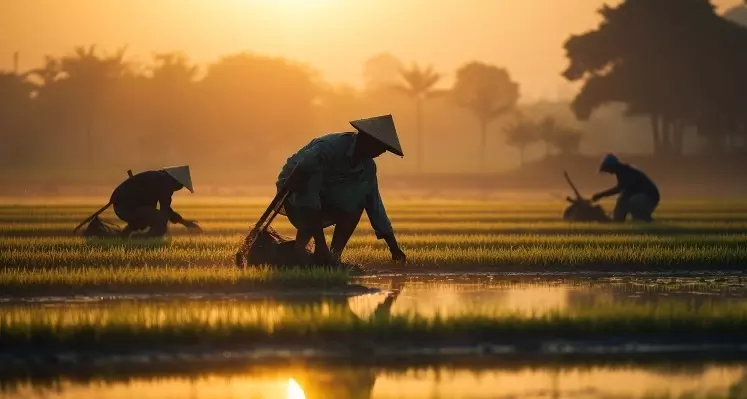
[390,247,407,262]
[183,220,200,229]
[183,220,203,234]
[384,234,406,263]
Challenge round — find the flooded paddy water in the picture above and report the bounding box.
[3,363,747,399]
[3,276,747,398]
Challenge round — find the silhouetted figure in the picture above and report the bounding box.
[591,154,660,222]
[111,166,199,237]
[277,115,407,264]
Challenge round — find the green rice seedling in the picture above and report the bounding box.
[2,200,747,272]
[5,220,747,238]
[0,238,744,269]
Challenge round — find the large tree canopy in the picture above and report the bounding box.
[563,0,747,156]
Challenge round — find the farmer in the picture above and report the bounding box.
[591,154,660,222]
[277,114,407,265]
[110,165,200,237]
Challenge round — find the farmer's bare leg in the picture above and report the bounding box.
[330,207,364,259]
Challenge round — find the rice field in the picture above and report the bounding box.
[0,200,746,275]
[2,198,747,364]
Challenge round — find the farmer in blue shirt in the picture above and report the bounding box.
[277,115,406,264]
[592,154,660,222]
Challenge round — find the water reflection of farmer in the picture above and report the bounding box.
[291,279,405,399]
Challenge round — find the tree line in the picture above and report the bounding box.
[0,47,584,180]
[1,0,745,185]
[564,0,747,157]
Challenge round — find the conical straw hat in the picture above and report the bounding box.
[350,114,404,156]
[163,165,194,193]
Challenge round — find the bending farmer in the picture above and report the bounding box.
[591,154,660,222]
[277,114,407,264]
[111,165,199,237]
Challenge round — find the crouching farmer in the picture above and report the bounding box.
[591,154,660,222]
[277,115,407,265]
[111,166,200,237]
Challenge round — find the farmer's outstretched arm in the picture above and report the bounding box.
[159,195,185,224]
[364,163,405,262]
[364,162,393,240]
[592,186,621,201]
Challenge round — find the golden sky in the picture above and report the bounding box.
[0,0,741,100]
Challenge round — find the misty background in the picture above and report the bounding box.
[0,0,746,197]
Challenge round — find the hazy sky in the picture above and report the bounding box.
[0,0,741,100]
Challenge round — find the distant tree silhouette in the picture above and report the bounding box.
[58,45,131,163]
[504,116,539,166]
[562,0,747,156]
[143,52,200,162]
[392,63,441,172]
[504,115,583,166]
[0,71,35,166]
[362,53,404,93]
[29,56,63,90]
[200,53,318,164]
[537,116,584,156]
[150,52,199,85]
[452,62,519,168]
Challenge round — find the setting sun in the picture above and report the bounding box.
[242,0,335,16]
[287,378,307,399]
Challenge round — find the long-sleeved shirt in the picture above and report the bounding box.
[277,132,393,239]
[615,164,660,205]
[110,170,184,223]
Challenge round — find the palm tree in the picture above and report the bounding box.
[452,62,519,169]
[29,56,63,96]
[392,63,441,172]
[145,52,199,161]
[150,52,199,85]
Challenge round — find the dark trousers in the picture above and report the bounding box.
[613,194,658,222]
[285,204,364,256]
[114,205,168,237]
